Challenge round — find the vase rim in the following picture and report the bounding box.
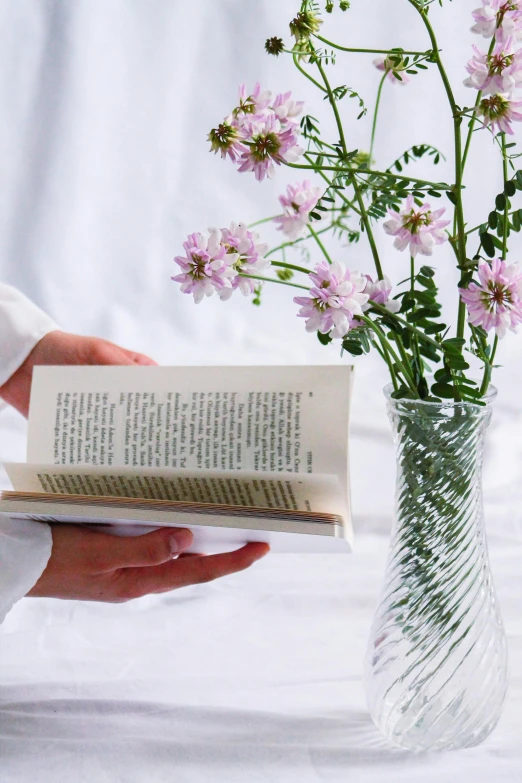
[383,383,498,408]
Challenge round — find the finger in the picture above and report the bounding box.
[96,527,194,571]
[86,338,157,367]
[118,542,270,598]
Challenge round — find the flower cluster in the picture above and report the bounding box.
[172,223,268,303]
[273,180,321,240]
[208,83,304,181]
[383,196,450,257]
[469,2,522,134]
[373,55,410,86]
[460,258,522,337]
[294,261,369,339]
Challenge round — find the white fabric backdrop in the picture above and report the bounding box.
[0,1,521,780]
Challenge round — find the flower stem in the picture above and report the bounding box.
[360,315,416,392]
[285,161,446,190]
[266,223,333,257]
[313,34,429,58]
[269,260,311,275]
[308,223,333,263]
[292,53,328,92]
[369,73,387,163]
[369,301,444,355]
[248,215,282,228]
[479,335,498,396]
[315,60,384,280]
[238,273,309,291]
[501,133,509,260]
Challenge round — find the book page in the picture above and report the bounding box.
[4,463,346,517]
[27,366,353,495]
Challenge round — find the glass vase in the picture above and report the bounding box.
[364,385,508,751]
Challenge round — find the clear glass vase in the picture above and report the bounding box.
[364,385,508,751]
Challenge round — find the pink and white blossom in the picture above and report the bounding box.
[293,260,369,339]
[471,1,522,40]
[383,196,450,258]
[477,92,522,133]
[208,117,247,162]
[219,222,269,297]
[273,180,321,240]
[464,36,522,93]
[363,275,401,313]
[459,258,522,337]
[271,91,305,125]
[373,55,411,85]
[234,82,272,120]
[237,114,303,181]
[172,230,237,303]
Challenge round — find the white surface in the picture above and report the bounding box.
[0,0,522,780]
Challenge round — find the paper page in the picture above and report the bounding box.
[4,463,346,517]
[27,366,353,495]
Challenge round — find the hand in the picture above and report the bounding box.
[0,330,156,417]
[27,525,270,602]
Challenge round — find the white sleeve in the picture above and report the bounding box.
[0,283,58,622]
[0,516,53,623]
[0,283,59,386]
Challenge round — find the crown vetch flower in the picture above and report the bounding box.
[172,230,237,303]
[373,55,411,85]
[459,258,522,337]
[219,222,269,297]
[477,91,522,133]
[464,36,522,93]
[208,118,247,162]
[383,196,450,257]
[265,37,285,56]
[234,83,272,120]
[471,1,522,39]
[237,114,303,181]
[363,275,401,313]
[289,11,322,44]
[273,180,321,240]
[293,260,369,339]
[271,91,305,125]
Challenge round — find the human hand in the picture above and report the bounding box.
[0,330,156,417]
[27,525,270,602]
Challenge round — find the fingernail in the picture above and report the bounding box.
[169,528,193,556]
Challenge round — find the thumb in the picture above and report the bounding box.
[109,527,194,569]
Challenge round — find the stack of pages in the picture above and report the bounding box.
[0,365,353,553]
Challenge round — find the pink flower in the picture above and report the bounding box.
[464,36,522,93]
[234,83,272,120]
[293,260,369,339]
[459,258,522,337]
[208,117,247,162]
[477,92,522,133]
[471,1,522,40]
[273,180,321,240]
[383,196,450,258]
[271,91,305,125]
[219,222,269,297]
[373,55,410,85]
[237,114,303,181]
[363,275,401,314]
[172,230,237,303]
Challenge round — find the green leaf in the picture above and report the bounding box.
[516,170,522,189]
[442,337,466,351]
[317,331,332,346]
[480,231,496,258]
[488,211,498,230]
[419,265,435,277]
[495,193,506,211]
[505,180,517,197]
[446,190,457,205]
[431,383,456,399]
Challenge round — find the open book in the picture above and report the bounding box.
[0,365,353,553]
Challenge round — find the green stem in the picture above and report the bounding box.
[369,73,387,163]
[479,335,498,396]
[313,34,429,57]
[308,224,333,263]
[292,53,327,92]
[360,315,416,392]
[501,133,509,260]
[269,260,311,275]
[248,215,282,228]
[315,60,384,280]
[266,224,333,257]
[238,273,309,291]
[461,37,496,174]
[407,0,468,387]
[303,153,362,216]
[286,161,447,189]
